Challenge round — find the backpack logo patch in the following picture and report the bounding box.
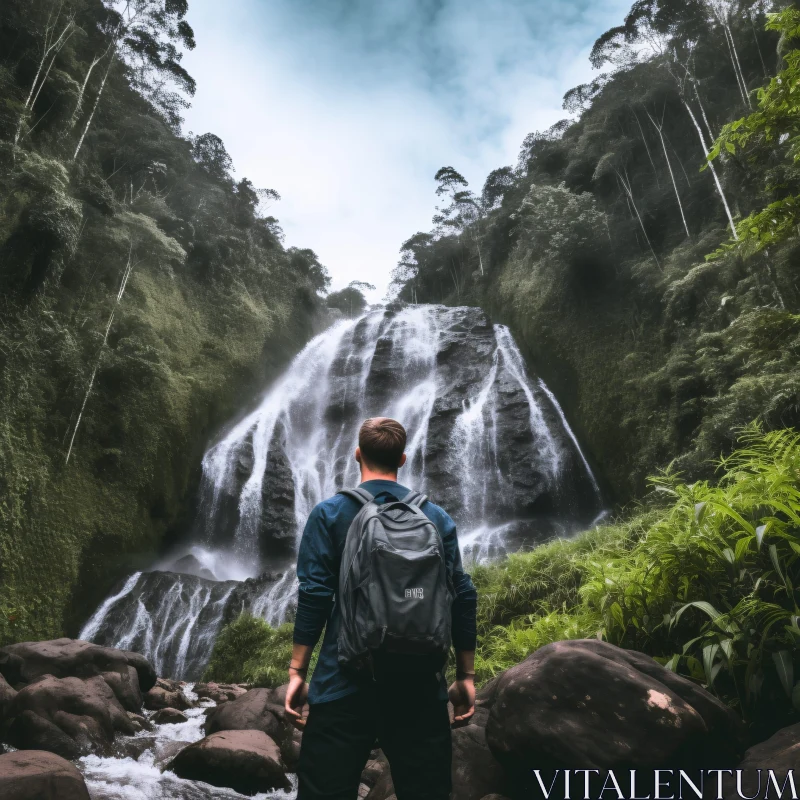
[405,588,424,599]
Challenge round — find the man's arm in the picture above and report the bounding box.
[285,505,337,729]
[438,510,478,723]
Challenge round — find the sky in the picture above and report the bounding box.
[181,0,632,301]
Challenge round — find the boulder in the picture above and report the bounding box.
[8,675,136,758]
[151,707,188,725]
[167,729,291,795]
[0,638,155,712]
[726,723,800,800]
[194,681,248,704]
[0,673,17,722]
[451,720,508,800]
[282,725,303,772]
[485,639,744,788]
[360,753,389,798]
[126,711,153,733]
[0,750,90,800]
[143,678,192,711]
[204,688,285,742]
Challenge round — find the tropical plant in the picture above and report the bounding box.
[475,424,800,728]
[707,7,800,261]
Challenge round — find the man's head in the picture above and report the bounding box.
[355,417,407,478]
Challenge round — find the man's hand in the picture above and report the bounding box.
[448,676,475,726]
[285,671,309,731]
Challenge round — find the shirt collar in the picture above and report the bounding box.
[359,479,409,497]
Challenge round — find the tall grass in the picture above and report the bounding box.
[475,424,800,727]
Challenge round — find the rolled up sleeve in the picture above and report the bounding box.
[294,505,336,646]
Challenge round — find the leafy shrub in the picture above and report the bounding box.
[203,613,296,688]
[475,425,800,731]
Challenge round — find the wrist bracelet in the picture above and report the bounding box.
[288,664,308,676]
[456,671,476,681]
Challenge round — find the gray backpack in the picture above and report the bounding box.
[336,488,453,674]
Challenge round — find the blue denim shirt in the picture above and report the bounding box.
[293,479,478,705]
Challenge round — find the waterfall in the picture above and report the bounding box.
[82,305,603,678]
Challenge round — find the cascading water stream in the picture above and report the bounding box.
[82,305,603,679]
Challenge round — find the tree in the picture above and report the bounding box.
[14,0,77,146]
[591,1,739,239]
[645,104,690,237]
[432,166,490,277]
[73,0,196,160]
[481,167,515,211]
[286,247,330,294]
[326,280,376,318]
[707,7,800,260]
[191,132,233,180]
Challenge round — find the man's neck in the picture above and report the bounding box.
[360,470,398,484]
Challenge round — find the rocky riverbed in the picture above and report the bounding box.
[1,637,798,800]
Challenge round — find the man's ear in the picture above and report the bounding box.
[399,453,407,468]
[355,447,362,464]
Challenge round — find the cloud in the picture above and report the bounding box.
[181,0,631,301]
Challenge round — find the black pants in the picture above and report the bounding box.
[297,674,452,800]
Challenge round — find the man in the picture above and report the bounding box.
[285,416,478,800]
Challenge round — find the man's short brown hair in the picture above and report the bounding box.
[358,417,407,472]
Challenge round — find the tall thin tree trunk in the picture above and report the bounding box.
[726,23,752,109]
[14,13,74,146]
[73,49,115,161]
[632,107,660,188]
[29,31,73,112]
[683,100,738,240]
[68,48,109,131]
[748,9,769,78]
[617,168,661,270]
[65,244,134,465]
[471,229,485,276]
[722,22,751,108]
[647,110,690,238]
[692,79,715,143]
[664,131,691,186]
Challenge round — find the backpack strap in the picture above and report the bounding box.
[401,490,428,508]
[337,488,375,506]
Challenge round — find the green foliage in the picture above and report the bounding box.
[326,280,375,318]
[203,614,297,688]
[708,8,800,259]
[0,0,324,642]
[475,425,800,728]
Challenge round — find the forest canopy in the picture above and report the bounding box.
[390,0,800,498]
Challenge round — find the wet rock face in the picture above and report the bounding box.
[168,729,291,795]
[86,572,239,682]
[0,750,91,800]
[0,638,155,713]
[202,305,602,560]
[8,675,136,759]
[260,439,296,546]
[485,639,744,791]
